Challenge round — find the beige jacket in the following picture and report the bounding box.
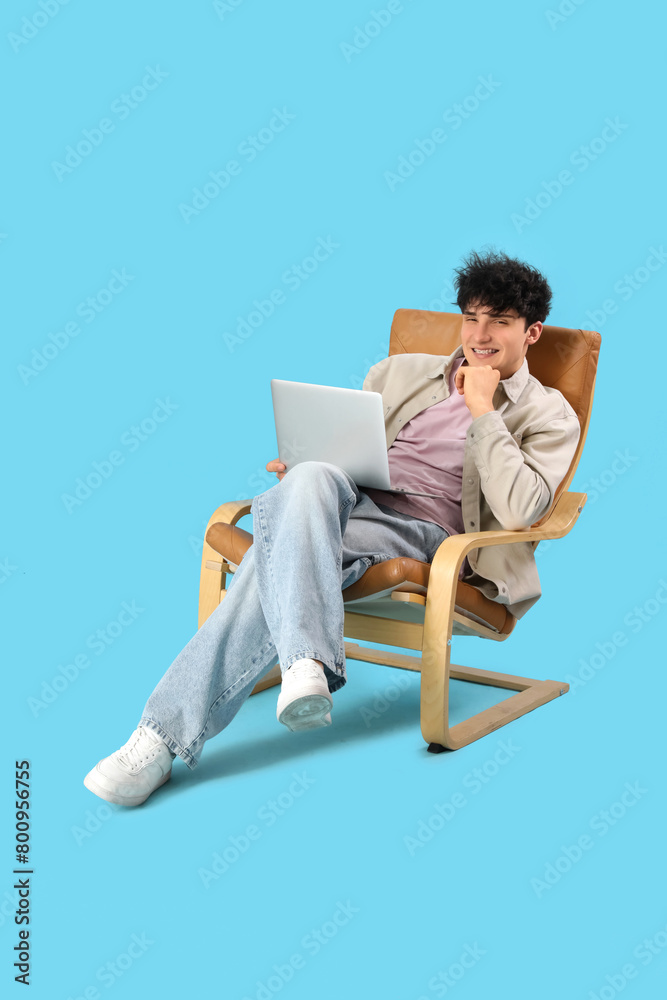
[363,346,581,618]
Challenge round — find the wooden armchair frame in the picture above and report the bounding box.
[198,310,600,753]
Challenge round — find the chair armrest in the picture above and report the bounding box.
[198,499,252,628]
[443,490,585,559]
[204,499,253,534]
[424,491,586,621]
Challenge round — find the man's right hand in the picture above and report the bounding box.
[266,458,287,481]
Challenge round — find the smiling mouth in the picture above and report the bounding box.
[472,348,499,355]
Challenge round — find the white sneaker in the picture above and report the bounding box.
[83,726,175,807]
[276,658,333,732]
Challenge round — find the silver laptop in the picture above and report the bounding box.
[271,378,442,496]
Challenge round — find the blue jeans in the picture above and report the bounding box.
[139,461,449,768]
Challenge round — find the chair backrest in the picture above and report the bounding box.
[388,309,601,522]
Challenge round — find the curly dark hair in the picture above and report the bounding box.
[452,249,552,329]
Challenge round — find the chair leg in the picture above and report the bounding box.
[419,608,568,750]
[343,639,569,750]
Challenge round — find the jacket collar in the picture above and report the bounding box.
[425,345,530,403]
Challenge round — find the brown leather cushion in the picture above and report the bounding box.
[206,522,253,565]
[205,523,514,635]
[342,558,512,634]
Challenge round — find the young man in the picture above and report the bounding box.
[83,249,580,807]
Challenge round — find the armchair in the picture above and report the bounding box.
[199,309,600,753]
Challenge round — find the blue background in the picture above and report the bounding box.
[3,1,667,997]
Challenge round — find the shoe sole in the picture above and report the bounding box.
[278,694,333,732]
[83,768,171,807]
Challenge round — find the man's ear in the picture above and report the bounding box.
[526,320,543,346]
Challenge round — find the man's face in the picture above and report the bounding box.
[460,302,542,380]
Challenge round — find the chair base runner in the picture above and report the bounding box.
[250,641,569,751]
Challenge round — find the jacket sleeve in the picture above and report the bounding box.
[466,405,580,530]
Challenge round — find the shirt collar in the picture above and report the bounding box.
[425,346,530,403]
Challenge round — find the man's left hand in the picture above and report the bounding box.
[455,364,500,419]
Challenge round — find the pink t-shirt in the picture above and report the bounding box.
[364,357,472,534]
